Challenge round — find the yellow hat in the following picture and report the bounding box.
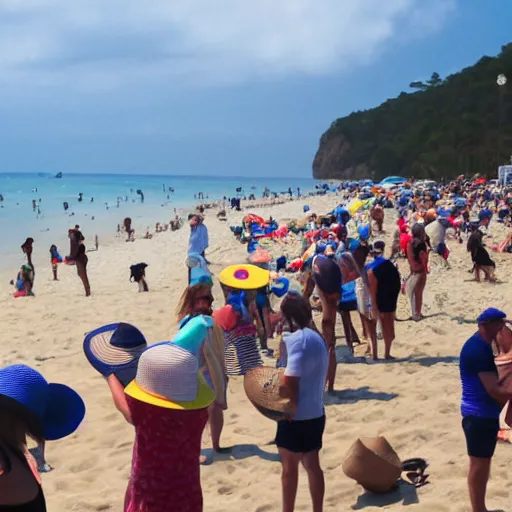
[218,264,270,290]
[125,343,214,410]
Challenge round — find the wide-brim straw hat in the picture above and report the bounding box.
[0,364,85,441]
[342,437,402,493]
[244,367,290,421]
[125,343,214,410]
[219,264,270,290]
[83,323,147,387]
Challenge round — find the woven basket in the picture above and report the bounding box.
[244,367,290,421]
[342,437,401,493]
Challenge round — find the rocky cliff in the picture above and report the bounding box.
[312,43,512,181]
[312,132,369,180]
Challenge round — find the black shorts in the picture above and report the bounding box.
[462,416,499,458]
[338,300,357,313]
[276,415,326,453]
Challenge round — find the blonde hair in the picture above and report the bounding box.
[175,283,213,321]
[338,251,369,288]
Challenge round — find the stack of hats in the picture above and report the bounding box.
[83,323,147,387]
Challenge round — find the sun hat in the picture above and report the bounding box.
[218,264,270,290]
[125,343,214,410]
[83,323,147,387]
[0,365,85,441]
[271,277,290,298]
[477,308,506,324]
[342,436,402,493]
[243,367,291,421]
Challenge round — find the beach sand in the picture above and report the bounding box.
[1,195,511,511]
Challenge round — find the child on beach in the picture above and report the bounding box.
[49,244,63,281]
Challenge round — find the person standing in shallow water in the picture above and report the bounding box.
[68,228,91,296]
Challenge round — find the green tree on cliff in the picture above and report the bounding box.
[313,45,512,180]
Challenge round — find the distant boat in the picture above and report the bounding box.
[54,172,63,178]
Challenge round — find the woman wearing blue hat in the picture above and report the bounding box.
[0,365,85,510]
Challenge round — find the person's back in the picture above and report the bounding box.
[460,333,500,419]
[188,218,208,256]
[284,327,328,420]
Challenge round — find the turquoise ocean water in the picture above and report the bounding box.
[0,173,317,268]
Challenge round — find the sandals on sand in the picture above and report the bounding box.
[401,458,429,488]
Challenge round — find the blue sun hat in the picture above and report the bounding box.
[271,277,290,298]
[0,365,85,441]
[83,323,147,387]
[477,308,506,324]
[358,224,370,241]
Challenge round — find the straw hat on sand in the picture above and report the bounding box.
[244,367,291,421]
[342,437,402,493]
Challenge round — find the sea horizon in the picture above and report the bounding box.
[0,172,319,274]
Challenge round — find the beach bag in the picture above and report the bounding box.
[342,437,401,493]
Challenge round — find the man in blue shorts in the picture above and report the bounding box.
[460,308,512,512]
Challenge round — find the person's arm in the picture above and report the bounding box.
[279,374,299,415]
[367,269,379,317]
[107,374,133,424]
[204,225,209,249]
[419,249,429,272]
[406,241,415,268]
[279,332,303,416]
[478,372,511,406]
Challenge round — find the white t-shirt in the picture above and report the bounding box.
[283,327,328,421]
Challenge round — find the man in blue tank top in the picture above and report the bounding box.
[459,308,511,512]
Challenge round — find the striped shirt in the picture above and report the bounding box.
[224,324,262,376]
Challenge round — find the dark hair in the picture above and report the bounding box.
[280,292,312,330]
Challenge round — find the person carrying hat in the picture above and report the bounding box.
[106,343,214,512]
[214,291,263,376]
[176,283,228,463]
[277,292,328,512]
[460,309,512,512]
[187,214,209,283]
[0,364,85,510]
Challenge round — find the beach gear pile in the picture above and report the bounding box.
[228,198,377,282]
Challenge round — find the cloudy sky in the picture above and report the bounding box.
[0,0,510,176]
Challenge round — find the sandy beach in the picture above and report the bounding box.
[1,194,511,512]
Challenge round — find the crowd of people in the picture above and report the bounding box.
[4,175,512,512]
[13,225,91,298]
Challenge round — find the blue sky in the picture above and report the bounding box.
[0,0,510,177]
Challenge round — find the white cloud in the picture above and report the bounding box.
[0,0,455,94]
